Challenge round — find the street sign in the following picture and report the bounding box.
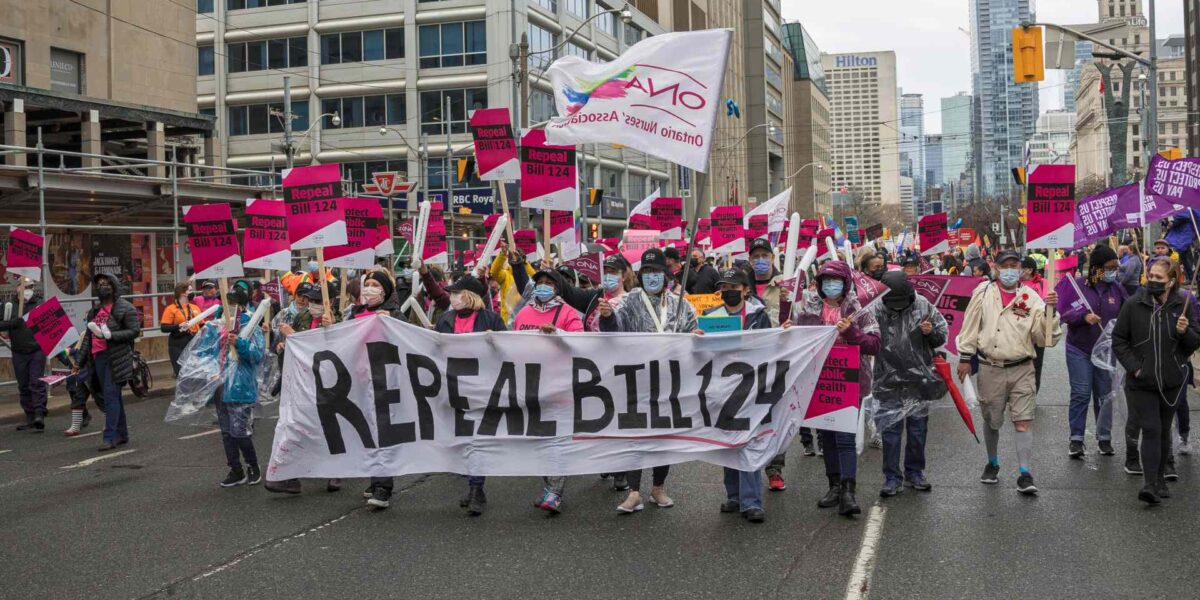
[991,222,1000,234]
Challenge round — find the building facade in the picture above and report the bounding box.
[1063,39,1094,112]
[924,133,944,206]
[1188,0,1200,156]
[1028,109,1075,165]
[821,51,900,208]
[969,0,1038,200]
[782,20,832,219]
[939,91,972,208]
[898,92,925,219]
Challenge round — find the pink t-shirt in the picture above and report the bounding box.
[514,301,584,332]
[453,311,478,333]
[999,288,1016,308]
[820,302,841,326]
[91,306,111,355]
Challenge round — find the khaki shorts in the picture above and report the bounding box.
[976,361,1037,428]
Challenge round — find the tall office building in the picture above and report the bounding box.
[1028,110,1075,165]
[1187,0,1200,155]
[939,91,972,207]
[821,51,900,207]
[969,0,1038,199]
[782,21,832,218]
[924,133,944,199]
[898,92,925,219]
[1063,40,1094,112]
[739,0,789,205]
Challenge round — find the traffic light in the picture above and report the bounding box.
[456,158,475,183]
[1011,166,1026,186]
[1159,147,1184,160]
[1012,26,1045,83]
[589,223,599,239]
[1018,208,1027,224]
[589,188,604,206]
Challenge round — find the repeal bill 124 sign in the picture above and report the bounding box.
[519,129,577,211]
[1026,164,1076,249]
[282,163,347,249]
[183,203,244,279]
[469,108,519,181]
[243,199,290,271]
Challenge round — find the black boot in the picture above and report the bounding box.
[817,475,841,508]
[467,485,487,516]
[839,479,862,517]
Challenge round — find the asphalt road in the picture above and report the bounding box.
[1,343,1197,600]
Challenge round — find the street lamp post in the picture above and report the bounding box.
[713,123,779,207]
[783,161,825,219]
[278,76,340,170]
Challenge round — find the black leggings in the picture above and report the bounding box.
[1126,386,1180,489]
[626,466,669,491]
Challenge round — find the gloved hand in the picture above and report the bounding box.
[87,322,103,337]
[235,338,250,355]
[100,324,113,339]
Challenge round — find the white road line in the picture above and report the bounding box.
[844,503,887,600]
[179,429,221,440]
[72,431,102,439]
[59,449,136,470]
[0,450,11,455]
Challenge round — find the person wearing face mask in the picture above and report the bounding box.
[957,250,1061,494]
[703,268,773,523]
[860,254,887,282]
[1020,256,1049,392]
[745,238,789,326]
[1055,244,1127,459]
[685,247,720,294]
[160,282,202,378]
[193,280,222,317]
[1112,259,1200,504]
[513,269,584,333]
[663,247,684,291]
[488,244,536,324]
[1,278,48,432]
[901,256,920,277]
[1117,243,1144,296]
[789,260,881,517]
[600,248,697,513]
[415,260,451,327]
[74,273,141,451]
[280,259,334,295]
[870,271,948,497]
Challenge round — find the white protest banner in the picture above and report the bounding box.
[544,29,733,173]
[266,318,837,480]
[744,187,792,235]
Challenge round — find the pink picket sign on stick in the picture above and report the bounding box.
[6,227,44,281]
[183,203,244,279]
[243,199,290,271]
[282,164,347,249]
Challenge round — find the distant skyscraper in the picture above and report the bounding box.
[1063,40,1093,112]
[822,51,900,206]
[969,0,1039,199]
[925,133,944,195]
[899,93,925,216]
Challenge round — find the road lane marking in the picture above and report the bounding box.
[59,449,136,470]
[72,431,102,439]
[179,429,221,440]
[844,503,887,600]
[0,450,11,455]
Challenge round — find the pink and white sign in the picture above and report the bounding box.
[1026,164,1076,249]
[325,197,381,269]
[282,163,347,249]
[519,129,576,211]
[746,214,769,240]
[918,212,949,256]
[25,297,80,357]
[243,199,290,271]
[695,218,711,247]
[910,275,986,355]
[709,205,745,255]
[621,229,661,270]
[183,203,244,279]
[549,210,578,259]
[802,344,860,433]
[422,201,448,265]
[5,227,43,281]
[513,229,541,262]
[650,197,683,239]
[469,108,520,181]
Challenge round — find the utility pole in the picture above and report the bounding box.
[283,75,294,169]
[445,95,456,258]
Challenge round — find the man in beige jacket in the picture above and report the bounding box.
[957,250,1063,495]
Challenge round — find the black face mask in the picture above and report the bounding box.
[690,258,702,268]
[882,294,913,311]
[97,284,113,299]
[1145,281,1168,296]
[721,290,744,307]
[869,267,886,281]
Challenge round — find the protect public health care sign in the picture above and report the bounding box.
[25,297,80,357]
[5,227,43,281]
[266,317,838,480]
[802,344,860,434]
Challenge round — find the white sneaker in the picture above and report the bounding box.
[649,486,674,508]
[616,492,644,513]
[1179,435,1192,455]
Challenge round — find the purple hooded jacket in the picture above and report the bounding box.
[791,260,881,398]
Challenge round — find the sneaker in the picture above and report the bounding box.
[768,473,786,491]
[220,468,247,488]
[1124,457,1143,475]
[980,463,1000,484]
[649,486,674,508]
[906,473,932,491]
[1179,435,1192,456]
[616,492,644,513]
[1156,479,1171,499]
[15,419,33,431]
[879,479,903,497]
[801,441,816,456]
[362,483,377,499]
[1098,440,1116,456]
[1138,486,1162,505]
[743,507,766,523]
[537,491,562,514]
[869,434,883,449]
[246,465,262,486]
[719,500,740,513]
[31,417,45,433]
[1068,441,1084,459]
[1016,473,1038,495]
[1165,462,1179,482]
[326,479,341,492]
[611,474,630,491]
[63,428,81,437]
[265,478,302,494]
[367,487,391,509]
[466,485,486,516]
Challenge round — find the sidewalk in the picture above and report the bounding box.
[0,360,177,425]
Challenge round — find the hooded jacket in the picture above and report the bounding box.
[513,269,585,332]
[0,293,42,354]
[791,260,881,397]
[870,273,948,402]
[77,273,141,384]
[189,309,265,404]
[1112,286,1200,392]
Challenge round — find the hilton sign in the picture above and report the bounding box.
[834,55,878,68]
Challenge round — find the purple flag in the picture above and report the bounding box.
[1073,184,1133,248]
[1111,185,1183,228]
[1144,155,1200,210]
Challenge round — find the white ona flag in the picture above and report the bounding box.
[544,29,733,173]
[266,316,837,480]
[629,187,660,219]
[744,187,792,234]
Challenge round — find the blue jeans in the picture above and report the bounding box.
[93,351,128,444]
[722,467,763,511]
[881,412,928,483]
[818,429,857,480]
[1066,345,1113,441]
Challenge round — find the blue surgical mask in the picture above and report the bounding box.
[602,273,621,291]
[642,272,665,293]
[752,258,771,275]
[1103,270,1118,283]
[821,279,844,299]
[533,284,555,303]
[999,268,1021,287]
[306,261,319,273]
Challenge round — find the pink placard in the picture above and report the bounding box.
[25,297,80,357]
[1027,163,1076,249]
[696,218,711,244]
[483,214,502,238]
[6,227,43,281]
[282,164,347,249]
[513,228,540,260]
[803,344,861,433]
[621,229,661,269]
[910,275,986,355]
[1054,254,1079,271]
[397,219,415,243]
[918,212,948,256]
[243,199,289,271]
[519,129,576,211]
[470,108,519,181]
[746,214,769,240]
[549,210,574,238]
[849,269,887,305]
[650,197,683,238]
[422,201,448,264]
[325,197,381,268]
[709,205,745,254]
[184,203,243,279]
[565,252,604,283]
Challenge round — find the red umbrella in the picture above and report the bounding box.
[933,355,980,443]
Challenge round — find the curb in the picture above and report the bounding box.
[0,386,174,426]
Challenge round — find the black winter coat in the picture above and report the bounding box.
[0,295,41,354]
[1112,287,1200,392]
[686,263,720,294]
[78,274,141,384]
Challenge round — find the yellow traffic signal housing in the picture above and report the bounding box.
[1018,208,1028,224]
[1012,27,1045,83]
[1159,147,1184,160]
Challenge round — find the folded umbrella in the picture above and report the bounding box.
[932,355,979,443]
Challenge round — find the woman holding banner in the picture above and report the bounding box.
[75,273,141,451]
[789,259,880,517]
[1056,245,1127,459]
[160,282,201,377]
[0,279,47,432]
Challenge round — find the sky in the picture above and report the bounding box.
[782,0,1185,134]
